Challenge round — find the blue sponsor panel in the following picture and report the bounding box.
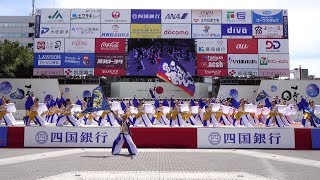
[34,53,63,68]
[131,9,161,24]
[252,10,283,24]
[312,129,320,149]
[62,53,95,68]
[35,15,41,38]
[0,127,8,147]
[221,24,252,37]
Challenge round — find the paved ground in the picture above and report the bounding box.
[0,148,320,180]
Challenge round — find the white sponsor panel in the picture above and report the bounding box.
[217,85,259,103]
[228,68,258,77]
[191,10,221,24]
[161,24,191,39]
[222,10,252,24]
[198,128,295,148]
[24,127,119,147]
[39,9,71,24]
[253,25,283,38]
[197,39,227,54]
[38,60,61,66]
[65,38,95,53]
[228,54,259,69]
[34,38,65,53]
[64,68,94,76]
[258,54,289,69]
[192,24,221,38]
[70,24,101,38]
[258,39,289,54]
[39,24,70,38]
[70,9,101,23]
[161,9,191,23]
[101,24,130,38]
[101,9,131,23]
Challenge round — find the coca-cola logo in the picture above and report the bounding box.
[236,44,249,49]
[112,11,120,19]
[100,42,119,50]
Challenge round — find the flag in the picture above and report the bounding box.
[154,99,160,109]
[190,99,196,106]
[82,86,110,113]
[198,98,206,109]
[76,99,82,107]
[156,54,195,96]
[231,98,240,109]
[297,98,308,111]
[162,99,169,106]
[149,88,156,99]
[264,98,272,108]
[255,90,269,102]
[170,98,175,108]
[120,101,127,111]
[133,97,139,108]
[25,95,34,110]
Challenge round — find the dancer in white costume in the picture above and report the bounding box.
[233,100,252,127]
[56,99,81,127]
[112,111,138,155]
[25,98,46,126]
[0,99,15,126]
[134,102,153,127]
[265,100,285,127]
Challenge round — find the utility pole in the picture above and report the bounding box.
[32,0,35,16]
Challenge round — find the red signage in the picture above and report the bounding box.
[95,38,126,54]
[197,69,228,77]
[95,54,126,68]
[227,39,258,54]
[94,68,126,76]
[196,54,227,69]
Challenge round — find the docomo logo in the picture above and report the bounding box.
[163,30,189,35]
[266,41,280,49]
[100,42,120,50]
[236,44,249,50]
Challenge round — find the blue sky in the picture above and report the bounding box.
[0,0,319,76]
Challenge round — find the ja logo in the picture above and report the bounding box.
[35,131,48,144]
[208,132,221,145]
[48,10,63,19]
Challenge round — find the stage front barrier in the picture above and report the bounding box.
[0,127,8,147]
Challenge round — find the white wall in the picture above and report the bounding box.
[111,82,209,99]
[217,85,259,103]
[59,84,98,103]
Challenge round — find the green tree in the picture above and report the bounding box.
[0,40,33,78]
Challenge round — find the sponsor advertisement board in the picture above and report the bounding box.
[95,38,126,54]
[70,24,100,38]
[101,9,131,23]
[100,24,130,38]
[24,127,119,147]
[222,24,252,38]
[227,39,258,54]
[161,9,191,23]
[258,69,290,77]
[95,54,126,68]
[197,69,228,77]
[131,9,161,24]
[34,38,65,53]
[192,24,221,39]
[228,68,258,77]
[130,24,161,38]
[94,68,126,76]
[197,128,295,148]
[253,25,283,38]
[222,10,252,24]
[258,54,289,69]
[34,53,63,67]
[64,68,94,76]
[35,15,41,38]
[62,53,95,68]
[39,24,70,38]
[196,54,227,69]
[64,38,95,53]
[39,9,71,24]
[161,24,191,39]
[197,39,227,54]
[283,16,289,39]
[228,54,259,69]
[33,68,64,76]
[258,39,289,54]
[191,10,221,24]
[70,9,101,23]
[252,9,284,24]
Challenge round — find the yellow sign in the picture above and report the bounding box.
[130,24,161,38]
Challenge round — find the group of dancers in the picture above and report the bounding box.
[1,94,319,128]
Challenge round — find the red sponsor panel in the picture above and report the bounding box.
[33,68,64,76]
[295,128,312,150]
[130,128,197,148]
[7,127,24,148]
[95,54,126,68]
[95,38,126,54]
[196,54,228,69]
[94,68,125,76]
[227,39,258,54]
[197,69,228,76]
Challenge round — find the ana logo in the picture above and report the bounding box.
[227,26,247,34]
[112,25,120,31]
[35,131,48,144]
[260,57,268,65]
[255,26,263,35]
[208,132,221,145]
[41,27,49,34]
[37,41,45,50]
[165,13,188,19]
[236,44,249,49]
[266,41,280,49]
[112,11,120,19]
[48,10,63,19]
[237,12,246,19]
